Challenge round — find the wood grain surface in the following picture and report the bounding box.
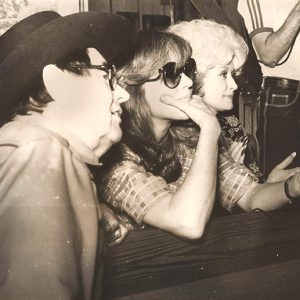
[103,203,300,299]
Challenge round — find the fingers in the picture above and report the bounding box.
[107,228,121,246]
[287,173,300,199]
[230,146,243,162]
[286,167,300,178]
[102,217,119,235]
[275,152,296,169]
[291,170,300,179]
[228,141,245,154]
[238,152,246,164]
[228,140,247,163]
[108,224,129,247]
[100,204,130,246]
[101,205,119,233]
[160,94,219,129]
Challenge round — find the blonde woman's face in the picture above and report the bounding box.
[200,58,240,113]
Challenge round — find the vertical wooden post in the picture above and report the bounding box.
[79,0,89,12]
[169,0,174,24]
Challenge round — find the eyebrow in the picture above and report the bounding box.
[225,55,234,66]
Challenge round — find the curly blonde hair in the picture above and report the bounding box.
[169,19,248,92]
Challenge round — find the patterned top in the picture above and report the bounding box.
[101,117,260,228]
[219,114,263,180]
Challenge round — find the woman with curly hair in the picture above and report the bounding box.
[169,19,300,212]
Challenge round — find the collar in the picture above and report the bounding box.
[14,113,102,166]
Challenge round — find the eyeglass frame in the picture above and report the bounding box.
[65,63,117,91]
[124,57,197,89]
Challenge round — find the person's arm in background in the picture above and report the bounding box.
[267,152,300,183]
[218,146,300,212]
[238,0,300,67]
[237,172,300,211]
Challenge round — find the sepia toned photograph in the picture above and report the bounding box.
[0,1,300,299]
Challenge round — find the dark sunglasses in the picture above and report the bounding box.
[140,57,197,89]
[66,63,117,91]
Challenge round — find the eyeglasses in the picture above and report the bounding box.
[66,63,117,91]
[139,57,197,89]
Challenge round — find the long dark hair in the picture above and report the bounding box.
[109,30,193,183]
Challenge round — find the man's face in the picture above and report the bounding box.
[86,48,129,146]
[43,47,129,152]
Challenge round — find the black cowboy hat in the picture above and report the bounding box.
[0,11,136,125]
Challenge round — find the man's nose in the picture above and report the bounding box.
[113,84,129,103]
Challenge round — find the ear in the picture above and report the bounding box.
[42,64,69,101]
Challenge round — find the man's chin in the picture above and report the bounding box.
[95,131,122,157]
[110,131,123,144]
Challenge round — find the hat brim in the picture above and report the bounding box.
[0,11,135,120]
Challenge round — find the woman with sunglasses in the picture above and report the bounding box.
[99,30,220,239]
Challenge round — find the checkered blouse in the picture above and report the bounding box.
[101,128,259,227]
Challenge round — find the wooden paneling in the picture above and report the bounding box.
[91,0,170,14]
[88,0,110,12]
[89,0,171,29]
[112,0,138,12]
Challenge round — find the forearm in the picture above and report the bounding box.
[168,127,219,238]
[238,181,290,212]
[144,95,220,238]
[254,1,300,66]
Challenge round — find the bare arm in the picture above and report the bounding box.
[252,1,300,67]
[143,95,220,239]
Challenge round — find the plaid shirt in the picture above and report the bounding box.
[102,135,259,227]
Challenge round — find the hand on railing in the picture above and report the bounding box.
[267,152,300,183]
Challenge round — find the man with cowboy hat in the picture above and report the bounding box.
[0,10,135,299]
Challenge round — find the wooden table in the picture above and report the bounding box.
[103,203,300,299]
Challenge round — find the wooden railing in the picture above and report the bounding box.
[103,203,300,299]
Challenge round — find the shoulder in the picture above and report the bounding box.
[0,121,71,166]
[102,145,170,195]
[0,120,68,147]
